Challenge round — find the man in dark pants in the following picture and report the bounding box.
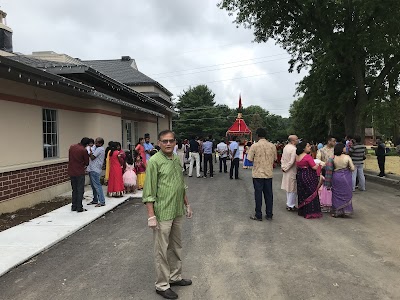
[202,137,214,178]
[375,138,386,177]
[229,137,240,179]
[68,137,90,212]
[217,139,228,173]
[247,128,277,221]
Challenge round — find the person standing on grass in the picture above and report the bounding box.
[375,138,386,177]
[68,137,90,212]
[143,130,193,300]
[247,128,277,221]
[229,137,240,179]
[87,137,106,207]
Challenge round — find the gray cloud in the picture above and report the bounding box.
[2,0,305,117]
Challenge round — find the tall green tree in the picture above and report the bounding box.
[173,85,235,139]
[219,0,400,138]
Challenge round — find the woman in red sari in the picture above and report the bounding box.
[296,141,323,219]
[107,142,125,197]
[135,138,146,166]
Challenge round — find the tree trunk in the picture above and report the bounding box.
[352,62,369,142]
[344,96,357,136]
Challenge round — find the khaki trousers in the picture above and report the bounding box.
[154,216,183,291]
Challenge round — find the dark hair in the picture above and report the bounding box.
[158,130,176,140]
[347,135,353,140]
[80,137,90,147]
[177,139,183,150]
[88,138,95,145]
[108,141,114,147]
[256,128,266,138]
[125,152,134,165]
[109,142,117,156]
[246,141,252,147]
[95,137,104,146]
[327,135,335,142]
[334,143,345,156]
[135,137,144,147]
[296,141,308,155]
[354,135,361,143]
[116,142,121,148]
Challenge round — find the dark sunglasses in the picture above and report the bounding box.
[160,139,176,145]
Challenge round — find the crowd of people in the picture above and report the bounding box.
[280,135,371,219]
[67,133,162,213]
[67,128,396,299]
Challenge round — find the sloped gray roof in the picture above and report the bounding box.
[83,58,173,97]
[8,55,82,69]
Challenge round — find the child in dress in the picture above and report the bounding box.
[135,155,146,190]
[318,158,333,212]
[123,153,137,194]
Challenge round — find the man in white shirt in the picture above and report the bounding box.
[281,135,298,211]
[217,139,228,173]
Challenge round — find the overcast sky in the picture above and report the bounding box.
[1,0,306,117]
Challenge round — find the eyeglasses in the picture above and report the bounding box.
[160,139,176,144]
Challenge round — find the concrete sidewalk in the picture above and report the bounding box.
[0,186,142,277]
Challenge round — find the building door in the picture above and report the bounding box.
[122,120,138,150]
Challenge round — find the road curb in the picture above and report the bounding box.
[364,171,400,190]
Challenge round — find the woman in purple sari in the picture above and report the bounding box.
[331,143,355,217]
[296,141,323,219]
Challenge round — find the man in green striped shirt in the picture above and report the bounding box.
[143,130,193,300]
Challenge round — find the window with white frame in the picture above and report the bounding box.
[43,109,58,158]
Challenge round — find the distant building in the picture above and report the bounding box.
[0,11,174,213]
[364,128,381,146]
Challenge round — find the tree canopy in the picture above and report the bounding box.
[173,85,291,141]
[219,0,400,141]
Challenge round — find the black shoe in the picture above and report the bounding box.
[188,175,192,177]
[224,171,228,173]
[77,208,88,213]
[250,215,262,221]
[219,170,222,173]
[170,279,192,286]
[156,288,178,299]
[87,201,97,205]
[235,177,239,180]
[230,177,233,180]
[265,216,273,221]
[71,207,77,211]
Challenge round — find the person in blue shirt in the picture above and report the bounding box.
[229,137,240,179]
[202,136,214,178]
[144,133,154,162]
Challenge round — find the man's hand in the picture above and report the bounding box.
[148,216,159,230]
[186,205,193,219]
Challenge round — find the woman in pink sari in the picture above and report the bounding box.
[296,141,323,219]
[135,138,146,166]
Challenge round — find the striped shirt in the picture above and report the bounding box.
[142,151,186,221]
[349,144,366,165]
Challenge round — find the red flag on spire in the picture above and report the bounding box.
[238,94,242,111]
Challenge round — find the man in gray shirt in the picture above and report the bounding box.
[87,137,106,207]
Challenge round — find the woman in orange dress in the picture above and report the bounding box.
[135,138,147,166]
